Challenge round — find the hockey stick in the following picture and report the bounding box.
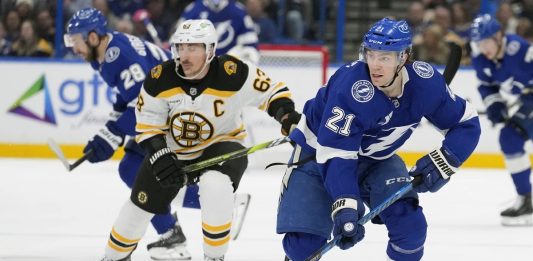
[133,9,163,48]
[47,138,92,172]
[303,176,423,261]
[443,41,462,86]
[181,136,291,173]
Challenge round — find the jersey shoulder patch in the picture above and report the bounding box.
[412,61,434,78]
[351,80,374,103]
[151,64,163,79]
[506,40,520,56]
[105,46,120,63]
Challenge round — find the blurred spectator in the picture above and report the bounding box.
[145,0,176,41]
[451,1,472,41]
[3,10,21,41]
[0,22,12,55]
[406,1,426,38]
[92,0,120,29]
[15,0,33,21]
[433,5,470,64]
[115,17,135,35]
[9,19,52,57]
[413,24,450,65]
[496,2,519,34]
[517,17,532,38]
[520,0,533,22]
[284,0,311,42]
[246,0,277,43]
[107,0,144,18]
[35,9,55,45]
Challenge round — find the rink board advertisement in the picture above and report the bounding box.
[0,58,517,168]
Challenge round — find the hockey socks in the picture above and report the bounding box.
[199,171,234,258]
[105,200,154,260]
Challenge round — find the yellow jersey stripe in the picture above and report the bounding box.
[136,123,168,130]
[203,88,237,98]
[156,87,186,98]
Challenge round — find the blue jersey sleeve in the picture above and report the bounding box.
[420,69,481,163]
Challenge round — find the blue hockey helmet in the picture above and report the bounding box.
[65,7,107,46]
[470,14,501,42]
[362,18,412,52]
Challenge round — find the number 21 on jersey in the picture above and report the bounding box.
[325,106,355,136]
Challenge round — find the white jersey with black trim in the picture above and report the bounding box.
[136,55,291,160]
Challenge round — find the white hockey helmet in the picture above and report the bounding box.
[170,19,218,63]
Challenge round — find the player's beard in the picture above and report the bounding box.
[84,38,101,63]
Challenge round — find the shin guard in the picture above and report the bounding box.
[380,199,427,261]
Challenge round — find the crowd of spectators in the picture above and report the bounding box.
[408,0,533,65]
[0,0,328,58]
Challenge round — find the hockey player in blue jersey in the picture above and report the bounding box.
[470,14,533,226]
[179,0,260,64]
[277,18,481,261]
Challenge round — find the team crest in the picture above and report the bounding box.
[104,47,120,63]
[224,61,237,75]
[413,61,434,78]
[183,23,191,29]
[506,41,520,56]
[170,111,214,147]
[351,80,374,103]
[151,65,162,79]
[397,21,409,33]
[137,191,148,204]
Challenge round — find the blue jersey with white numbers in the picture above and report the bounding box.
[180,0,258,55]
[471,34,533,104]
[90,32,171,136]
[289,61,481,199]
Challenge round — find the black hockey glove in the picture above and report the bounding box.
[486,102,508,125]
[280,111,302,136]
[149,148,187,188]
[409,146,461,193]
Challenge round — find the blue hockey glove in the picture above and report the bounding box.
[149,148,188,188]
[331,197,365,250]
[83,121,125,163]
[486,102,508,125]
[409,146,461,193]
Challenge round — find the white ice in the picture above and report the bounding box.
[1,157,532,261]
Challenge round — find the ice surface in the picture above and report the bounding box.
[1,158,532,260]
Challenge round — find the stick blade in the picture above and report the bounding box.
[47,138,72,171]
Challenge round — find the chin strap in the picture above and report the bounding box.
[379,64,403,88]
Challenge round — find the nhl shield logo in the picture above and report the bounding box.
[183,23,191,29]
[352,80,374,103]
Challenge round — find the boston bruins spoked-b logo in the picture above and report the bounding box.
[170,112,214,147]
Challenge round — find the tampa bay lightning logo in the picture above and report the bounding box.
[104,47,120,63]
[78,9,94,19]
[397,21,409,33]
[506,41,520,56]
[413,61,434,78]
[352,80,374,103]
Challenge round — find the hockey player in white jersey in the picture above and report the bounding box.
[100,19,300,261]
